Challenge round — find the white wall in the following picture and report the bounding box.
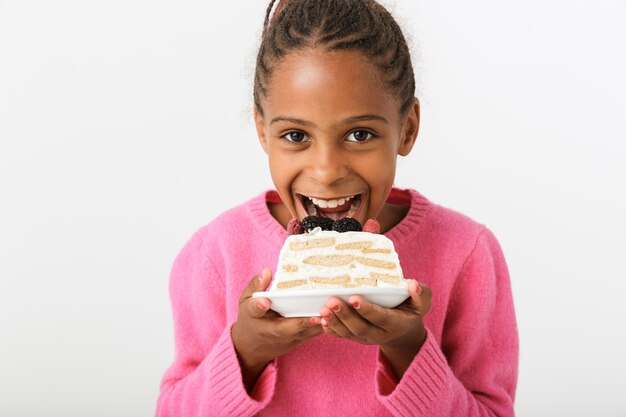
[1,1,624,416]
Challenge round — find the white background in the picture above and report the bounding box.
[1,1,625,416]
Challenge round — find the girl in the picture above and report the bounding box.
[156,1,518,416]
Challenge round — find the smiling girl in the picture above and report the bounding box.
[156,1,518,416]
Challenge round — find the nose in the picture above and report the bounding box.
[308,141,349,186]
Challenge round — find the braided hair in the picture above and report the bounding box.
[254,0,416,116]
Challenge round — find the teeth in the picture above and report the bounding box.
[308,195,355,209]
[348,198,360,217]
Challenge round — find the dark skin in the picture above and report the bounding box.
[231,48,432,391]
[232,268,325,390]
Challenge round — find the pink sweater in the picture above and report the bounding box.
[155,188,518,417]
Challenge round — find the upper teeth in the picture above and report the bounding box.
[308,195,354,209]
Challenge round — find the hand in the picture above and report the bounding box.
[318,280,432,378]
[231,268,324,389]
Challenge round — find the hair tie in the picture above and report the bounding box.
[264,0,285,30]
[273,0,285,15]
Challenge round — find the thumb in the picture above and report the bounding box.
[246,268,273,318]
[256,267,273,291]
[241,268,272,299]
[408,280,432,317]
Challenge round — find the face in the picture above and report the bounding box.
[254,49,419,226]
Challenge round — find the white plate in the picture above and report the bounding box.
[252,287,409,317]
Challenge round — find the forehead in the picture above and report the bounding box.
[263,49,400,120]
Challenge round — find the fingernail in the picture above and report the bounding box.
[321,319,329,329]
[322,313,332,320]
[351,301,360,309]
[415,283,423,295]
[330,304,340,312]
[260,268,271,280]
[309,317,320,325]
[257,301,267,310]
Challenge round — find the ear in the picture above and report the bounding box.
[398,97,420,157]
[254,105,269,154]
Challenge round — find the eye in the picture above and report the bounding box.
[282,131,308,143]
[346,130,374,142]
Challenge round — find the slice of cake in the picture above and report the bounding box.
[269,227,409,291]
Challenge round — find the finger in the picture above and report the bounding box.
[246,295,273,319]
[330,297,385,341]
[276,319,325,343]
[406,280,432,317]
[264,309,282,319]
[241,269,274,318]
[308,316,322,326]
[320,298,354,339]
[240,268,273,302]
[299,323,325,340]
[273,315,323,338]
[320,318,340,338]
[348,295,394,330]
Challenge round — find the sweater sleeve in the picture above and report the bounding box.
[155,231,277,417]
[375,228,519,417]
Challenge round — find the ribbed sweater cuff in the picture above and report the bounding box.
[375,329,449,416]
[205,326,277,415]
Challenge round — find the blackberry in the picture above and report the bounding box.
[332,217,362,232]
[301,216,334,232]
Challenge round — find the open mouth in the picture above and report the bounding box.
[298,193,363,221]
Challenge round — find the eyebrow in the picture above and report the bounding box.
[270,114,389,127]
[270,117,315,127]
[341,115,389,125]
